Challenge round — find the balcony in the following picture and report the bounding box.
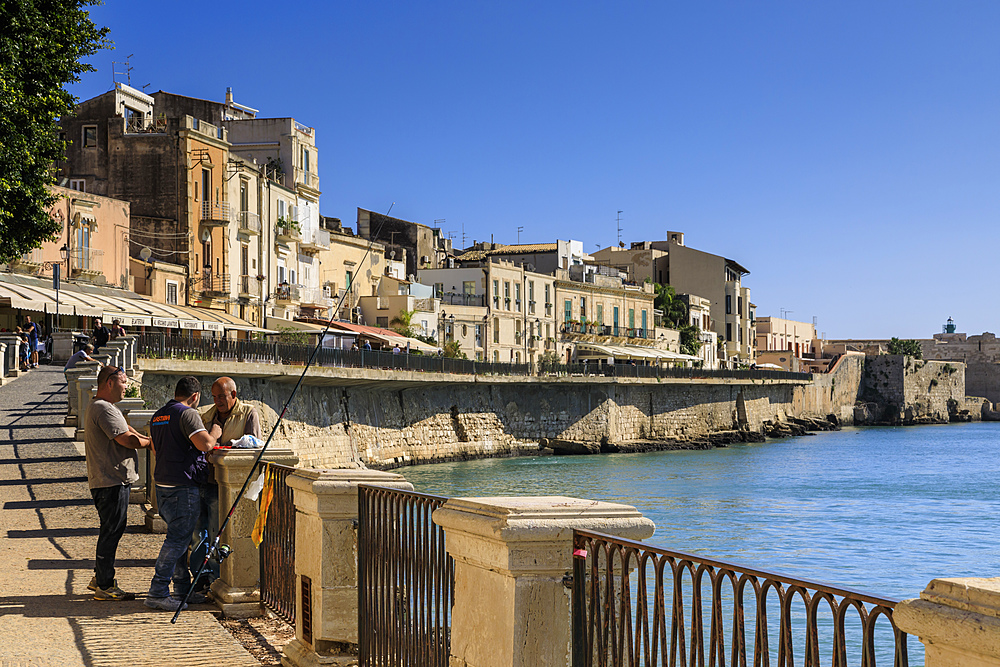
[275,223,301,244]
[295,168,319,190]
[11,249,44,274]
[300,286,333,309]
[274,283,303,304]
[237,211,261,236]
[299,228,330,253]
[239,274,262,299]
[69,247,103,279]
[124,115,166,134]
[201,201,232,225]
[440,293,485,307]
[200,272,230,296]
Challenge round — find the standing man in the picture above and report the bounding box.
[84,365,152,600]
[91,318,111,354]
[24,315,38,368]
[191,377,261,592]
[145,376,219,611]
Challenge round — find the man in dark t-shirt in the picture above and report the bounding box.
[145,376,218,612]
[92,318,111,353]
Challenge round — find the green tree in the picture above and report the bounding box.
[653,283,688,329]
[442,339,466,359]
[0,0,111,262]
[678,324,702,356]
[887,337,922,358]
[389,309,416,337]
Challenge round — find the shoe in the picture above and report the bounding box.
[88,576,99,592]
[183,591,209,604]
[94,583,136,601]
[144,596,188,612]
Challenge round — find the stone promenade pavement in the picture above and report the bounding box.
[0,366,259,667]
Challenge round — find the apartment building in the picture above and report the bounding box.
[357,208,452,279]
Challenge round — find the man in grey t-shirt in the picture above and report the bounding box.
[84,365,152,601]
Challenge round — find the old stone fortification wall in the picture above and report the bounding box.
[858,356,967,423]
[137,351,967,469]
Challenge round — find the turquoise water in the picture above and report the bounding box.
[401,422,1000,601]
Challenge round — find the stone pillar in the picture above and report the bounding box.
[126,410,154,506]
[0,335,19,377]
[74,375,99,441]
[103,343,123,368]
[281,469,413,667]
[0,343,5,384]
[208,448,300,618]
[122,335,138,374]
[65,363,100,426]
[895,577,1000,667]
[434,496,655,667]
[51,331,76,363]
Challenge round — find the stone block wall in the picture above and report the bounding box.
[861,356,966,423]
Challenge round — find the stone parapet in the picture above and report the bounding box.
[896,577,1000,667]
[282,468,413,667]
[208,448,299,618]
[434,496,655,667]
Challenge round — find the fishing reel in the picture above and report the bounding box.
[211,543,233,563]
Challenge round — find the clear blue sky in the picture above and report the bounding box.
[69,2,1000,340]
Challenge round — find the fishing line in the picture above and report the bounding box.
[172,202,397,622]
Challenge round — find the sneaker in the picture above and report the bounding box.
[93,583,136,601]
[144,596,188,612]
[88,576,99,592]
[181,591,209,604]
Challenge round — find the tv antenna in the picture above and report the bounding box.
[616,210,623,246]
[112,54,134,86]
[517,226,524,244]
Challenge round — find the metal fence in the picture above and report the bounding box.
[541,363,813,382]
[571,529,909,667]
[259,462,297,624]
[358,485,454,667]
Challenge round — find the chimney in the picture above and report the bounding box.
[226,87,234,105]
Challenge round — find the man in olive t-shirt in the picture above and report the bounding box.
[84,365,152,601]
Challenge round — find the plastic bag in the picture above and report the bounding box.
[231,434,263,449]
[246,470,266,501]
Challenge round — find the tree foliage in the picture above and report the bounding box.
[653,283,688,329]
[0,0,111,262]
[887,337,922,358]
[442,339,466,359]
[679,324,702,356]
[389,309,415,338]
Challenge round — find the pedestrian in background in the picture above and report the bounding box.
[109,319,126,340]
[145,376,218,612]
[24,315,39,368]
[84,365,152,600]
[91,318,111,353]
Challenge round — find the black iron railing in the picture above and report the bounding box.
[358,485,453,667]
[259,462,297,624]
[540,363,812,382]
[572,529,909,667]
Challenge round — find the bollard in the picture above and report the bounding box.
[64,363,101,426]
[74,376,99,441]
[126,410,154,506]
[281,469,413,667]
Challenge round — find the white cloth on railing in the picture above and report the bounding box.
[231,434,263,449]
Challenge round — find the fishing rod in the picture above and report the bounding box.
[173,202,398,622]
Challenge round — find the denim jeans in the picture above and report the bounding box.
[149,485,201,599]
[190,483,220,584]
[91,484,131,590]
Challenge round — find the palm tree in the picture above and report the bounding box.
[654,284,688,329]
[389,309,416,338]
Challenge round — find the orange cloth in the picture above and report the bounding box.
[251,463,274,548]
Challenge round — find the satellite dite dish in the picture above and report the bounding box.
[139,246,152,262]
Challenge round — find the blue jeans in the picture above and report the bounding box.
[149,485,201,599]
[190,483,220,584]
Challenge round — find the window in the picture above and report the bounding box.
[278,200,286,218]
[463,281,475,295]
[69,179,85,192]
[739,325,744,344]
[613,306,619,335]
[629,308,635,332]
[546,323,551,339]
[641,310,647,334]
[596,304,603,326]
[377,317,389,328]
[544,284,551,304]
[580,297,587,322]
[475,324,482,348]
[346,271,352,288]
[564,299,572,323]
[201,169,210,204]
[493,317,500,343]
[240,180,248,212]
[165,281,178,305]
[727,323,733,341]
[493,280,500,308]
[726,294,732,315]
[462,324,468,338]
[434,283,444,297]
[82,125,97,148]
[493,350,499,362]
[504,282,510,308]
[738,296,743,318]
[514,283,521,311]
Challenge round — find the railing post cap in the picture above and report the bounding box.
[286,467,413,495]
[207,448,299,468]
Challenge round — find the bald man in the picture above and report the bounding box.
[191,377,261,593]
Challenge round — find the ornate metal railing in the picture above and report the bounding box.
[572,529,909,667]
[358,485,453,667]
[259,462,297,624]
